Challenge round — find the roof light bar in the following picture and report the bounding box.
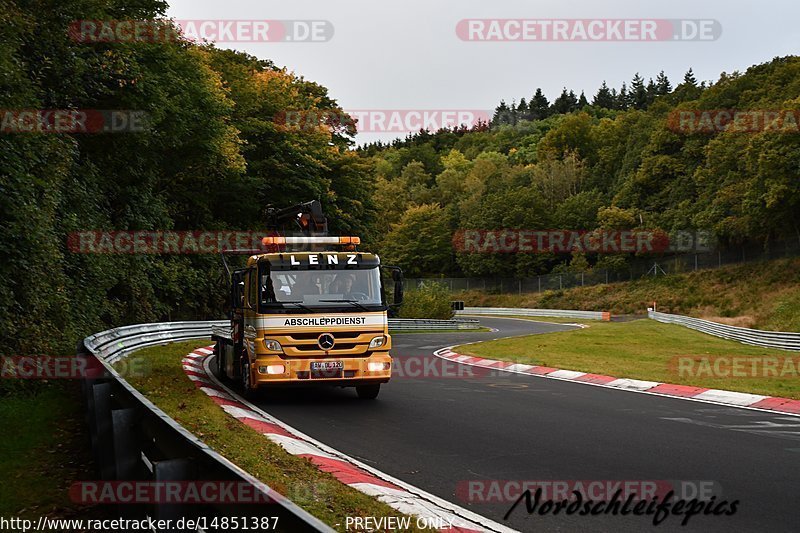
[261,236,360,246]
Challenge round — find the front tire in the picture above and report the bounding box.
[356,384,381,400]
[240,356,257,400]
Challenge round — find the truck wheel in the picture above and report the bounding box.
[240,357,257,400]
[356,384,381,400]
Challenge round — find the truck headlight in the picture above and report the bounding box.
[369,336,387,349]
[263,339,282,352]
[368,362,391,372]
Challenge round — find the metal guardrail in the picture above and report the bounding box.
[456,307,607,320]
[648,310,800,351]
[389,318,481,330]
[80,322,334,533]
[78,315,483,531]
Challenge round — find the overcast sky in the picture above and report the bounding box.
[167,0,800,143]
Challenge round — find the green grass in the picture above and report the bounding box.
[0,384,94,518]
[455,320,800,399]
[121,341,431,531]
[457,257,800,331]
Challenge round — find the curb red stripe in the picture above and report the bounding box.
[575,373,618,385]
[299,454,400,490]
[239,417,297,439]
[436,348,800,417]
[750,397,800,414]
[526,366,558,375]
[210,396,249,408]
[647,384,710,398]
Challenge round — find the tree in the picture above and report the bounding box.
[529,88,551,119]
[380,204,453,277]
[552,88,578,114]
[630,73,649,109]
[655,71,672,95]
[593,81,615,109]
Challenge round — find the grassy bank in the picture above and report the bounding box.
[121,341,431,532]
[455,320,800,399]
[457,257,800,331]
[0,383,95,518]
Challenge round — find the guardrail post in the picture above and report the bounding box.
[153,458,193,531]
[112,408,138,480]
[92,382,116,480]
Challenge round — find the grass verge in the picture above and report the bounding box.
[457,257,800,331]
[0,383,96,518]
[455,320,800,399]
[120,340,431,531]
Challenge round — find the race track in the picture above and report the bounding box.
[242,317,800,532]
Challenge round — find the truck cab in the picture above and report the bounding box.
[213,238,403,400]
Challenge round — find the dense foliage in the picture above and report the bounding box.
[361,60,800,278]
[0,0,373,357]
[3,0,799,360]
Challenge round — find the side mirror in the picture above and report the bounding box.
[381,266,404,308]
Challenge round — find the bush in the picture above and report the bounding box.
[398,282,454,320]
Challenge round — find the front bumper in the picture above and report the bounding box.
[251,351,392,387]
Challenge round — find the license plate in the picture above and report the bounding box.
[311,361,343,371]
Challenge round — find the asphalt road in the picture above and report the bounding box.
[249,317,800,532]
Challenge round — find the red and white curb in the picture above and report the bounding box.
[433,348,800,416]
[182,347,516,533]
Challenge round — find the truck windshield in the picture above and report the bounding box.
[261,268,383,309]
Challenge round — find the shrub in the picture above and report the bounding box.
[398,282,454,320]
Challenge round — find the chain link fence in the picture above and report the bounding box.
[406,241,800,294]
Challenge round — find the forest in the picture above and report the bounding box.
[2,0,800,358]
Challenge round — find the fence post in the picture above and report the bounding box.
[559,275,562,290]
[538,276,541,292]
[695,254,698,271]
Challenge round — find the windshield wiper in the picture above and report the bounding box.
[269,301,314,313]
[318,299,372,312]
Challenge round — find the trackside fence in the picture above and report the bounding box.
[648,310,800,351]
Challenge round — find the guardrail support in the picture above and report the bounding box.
[92,382,116,480]
[153,458,194,531]
[112,408,138,480]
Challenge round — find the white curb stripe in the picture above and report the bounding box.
[200,387,236,400]
[266,434,338,459]
[350,483,484,530]
[694,389,768,406]
[547,369,587,380]
[605,378,663,391]
[220,404,264,420]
